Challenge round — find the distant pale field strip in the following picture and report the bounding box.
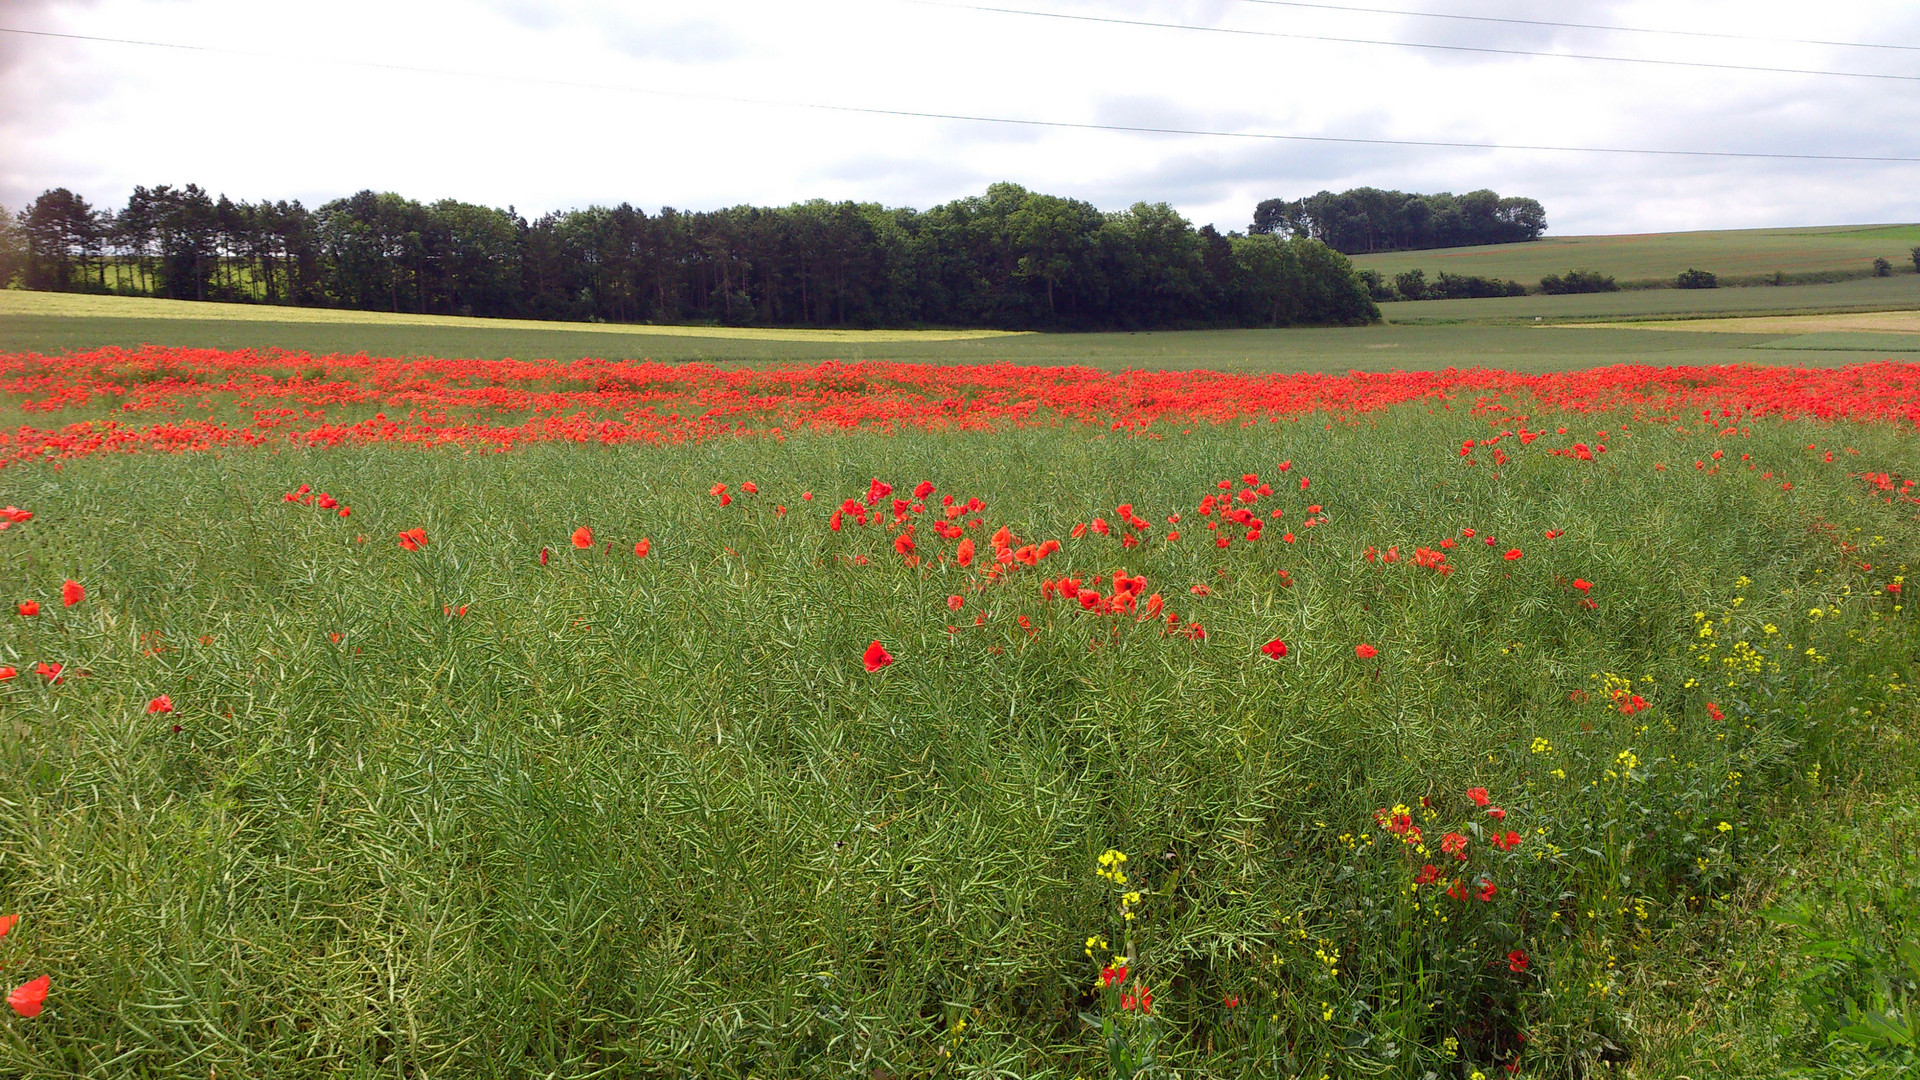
[1575,311,1920,334]
[0,291,1032,343]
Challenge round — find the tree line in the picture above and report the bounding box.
[1251,187,1546,254]
[0,182,1380,330]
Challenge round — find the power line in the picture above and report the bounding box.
[907,0,1920,82]
[2,25,1918,163]
[1234,0,1920,53]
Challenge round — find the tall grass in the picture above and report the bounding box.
[0,409,1914,1077]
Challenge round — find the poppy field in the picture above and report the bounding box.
[1,347,1918,1078]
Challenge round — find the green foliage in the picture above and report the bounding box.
[1763,805,1920,1071]
[0,207,24,289]
[20,182,1380,331]
[1874,257,1894,277]
[1251,187,1547,253]
[1539,268,1618,295]
[1355,268,1398,302]
[0,406,1915,1077]
[1676,268,1720,289]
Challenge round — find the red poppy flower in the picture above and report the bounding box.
[1476,879,1498,902]
[1507,949,1529,973]
[0,914,14,938]
[1490,830,1522,851]
[1441,832,1468,860]
[539,547,550,565]
[947,595,964,611]
[0,667,15,681]
[1544,529,1562,539]
[862,640,893,672]
[1705,701,1724,721]
[35,662,61,683]
[1503,548,1522,561]
[7,975,48,1018]
[1101,963,1128,987]
[1261,639,1288,659]
[61,580,84,607]
[146,694,173,714]
[1467,786,1490,806]
[893,533,915,557]
[955,538,975,567]
[1354,643,1377,659]
[16,601,37,617]
[572,526,594,549]
[741,481,757,495]
[1571,578,1593,593]
[1446,879,1468,901]
[1487,806,1507,821]
[912,481,935,499]
[865,478,892,506]
[1413,864,1440,885]
[398,528,428,551]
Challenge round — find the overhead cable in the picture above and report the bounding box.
[906,0,1920,82]
[3,25,1918,162]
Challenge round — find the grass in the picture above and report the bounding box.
[1352,223,1920,289]
[0,358,1916,1077]
[6,289,1920,373]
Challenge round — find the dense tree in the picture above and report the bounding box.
[1251,187,1547,254]
[19,188,106,291]
[20,182,1381,330]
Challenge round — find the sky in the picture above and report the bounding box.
[2,0,1918,236]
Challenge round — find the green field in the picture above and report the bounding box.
[1353,223,1920,289]
[2,382,1916,1078]
[4,296,1920,1077]
[6,288,1920,374]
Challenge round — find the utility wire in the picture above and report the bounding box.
[906,0,1920,82]
[1234,0,1920,53]
[3,25,1919,162]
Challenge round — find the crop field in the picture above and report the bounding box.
[6,289,1920,374]
[1352,223,1920,289]
[1,344,1917,1078]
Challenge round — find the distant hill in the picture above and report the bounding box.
[1350,223,1920,290]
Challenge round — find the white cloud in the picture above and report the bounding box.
[2,0,1916,233]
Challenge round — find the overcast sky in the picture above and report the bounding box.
[2,0,1918,235]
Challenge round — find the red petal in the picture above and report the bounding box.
[8,975,48,1018]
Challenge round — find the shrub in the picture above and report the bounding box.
[1675,268,1718,289]
[1429,271,1527,300]
[1873,257,1893,278]
[1539,268,1618,295]
[1911,246,1920,273]
[1394,268,1426,301]
[1356,268,1399,302]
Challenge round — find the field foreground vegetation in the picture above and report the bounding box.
[1,349,1918,1078]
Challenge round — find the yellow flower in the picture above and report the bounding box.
[1717,821,1732,833]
